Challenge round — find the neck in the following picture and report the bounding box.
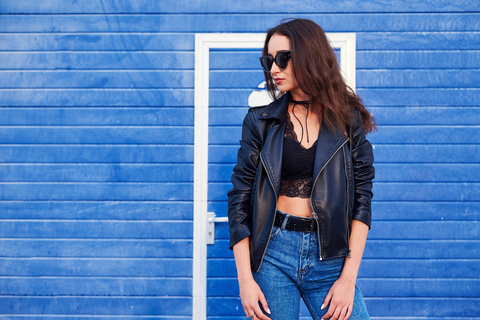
[290,89,310,102]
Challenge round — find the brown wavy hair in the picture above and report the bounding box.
[262,18,376,135]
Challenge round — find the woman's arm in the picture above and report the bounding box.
[228,109,271,319]
[233,238,271,320]
[227,109,262,249]
[322,109,375,320]
[321,219,369,320]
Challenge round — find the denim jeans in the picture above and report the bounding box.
[253,211,369,320]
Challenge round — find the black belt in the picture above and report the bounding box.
[274,210,318,233]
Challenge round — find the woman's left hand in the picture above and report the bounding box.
[320,275,355,320]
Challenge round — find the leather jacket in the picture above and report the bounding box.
[227,92,375,272]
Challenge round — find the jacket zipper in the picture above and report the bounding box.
[256,153,278,272]
[310,139,349,260]
[343,145,351,243]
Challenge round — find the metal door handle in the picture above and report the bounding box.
[207,212,228,244]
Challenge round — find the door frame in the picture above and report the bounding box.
[193,32,356,320]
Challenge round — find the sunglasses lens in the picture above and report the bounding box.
[276,53,289,69]
[260,56,273,72]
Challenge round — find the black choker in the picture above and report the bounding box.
[289,95,312,143]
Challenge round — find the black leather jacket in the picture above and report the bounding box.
[227,93,375,272]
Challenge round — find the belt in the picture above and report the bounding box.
[274,210,318,233]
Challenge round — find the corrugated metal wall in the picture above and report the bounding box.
[0,1,479,319]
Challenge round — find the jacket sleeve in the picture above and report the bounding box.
[227,110,262,249]
[351,110,375,229]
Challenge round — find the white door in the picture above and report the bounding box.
[193,33,357,320]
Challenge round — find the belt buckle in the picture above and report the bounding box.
[307,219,316,233]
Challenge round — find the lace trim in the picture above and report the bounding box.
[279,177,313,199]
[285,112,318,149]
[284,112,297,141]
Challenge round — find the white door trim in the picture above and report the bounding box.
[193,32,356,320]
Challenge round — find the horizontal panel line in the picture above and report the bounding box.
[371,220,480,222]
[0,144,194,146]
[0,257,192,260]
[0,69,193,72]
[357,68,480,71]
[368,105,480,108]
[0,315,190,318]
[0,125,194,128]
[0,88,193,91]
[371,143,480,146]
[369,238,480,241]
[363,297,480,300]
[0,182,192,184]
[0,107,194,109]
[357,277,480,280]
[0,295,192,298]
[0,163,192,165]
[2,12,480,15]
[376,124,480,127]
[372,200,480,203]
[0,32,198,35]
[0,163,195,165]
[0,276,192,279]
[358,49,480,52]
[1,30,480,34]
[0,87,195,89]
[0,238,193,241]
[0,50,194,53]
[357,87,480,90]
[0,126,194,129]
[367,240,480,242]
[0,219,192,222]
[0,200,194,203]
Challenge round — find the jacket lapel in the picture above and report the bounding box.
[313,122,347,180]
[259,93,289,195]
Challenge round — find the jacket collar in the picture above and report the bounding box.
[259,92,290,123]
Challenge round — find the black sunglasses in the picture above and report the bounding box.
[259,51,291,73]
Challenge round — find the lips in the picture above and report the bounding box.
[274,78,284,84]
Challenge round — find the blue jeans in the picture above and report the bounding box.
[253,211,369,320]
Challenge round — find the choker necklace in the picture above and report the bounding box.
[289,95,312,143]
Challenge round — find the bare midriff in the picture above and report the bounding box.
[277,196,314,218]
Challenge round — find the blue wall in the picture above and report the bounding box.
[0,1,479,319]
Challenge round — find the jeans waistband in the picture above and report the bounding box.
[275,209,317,233]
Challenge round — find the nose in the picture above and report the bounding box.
[270,60,281,74]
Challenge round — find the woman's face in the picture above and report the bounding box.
[267,33,300,94]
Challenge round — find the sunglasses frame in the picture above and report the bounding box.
[259,51,291,73]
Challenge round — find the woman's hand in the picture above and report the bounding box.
[320,275,355,320]
[239,277,271,320]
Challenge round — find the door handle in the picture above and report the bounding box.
[207,212,228,244]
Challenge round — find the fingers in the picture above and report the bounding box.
[243,303,271,320]
[322,303,351,320]
[323,290,332,309]
[321,290,333,319]
[337,306,350,320]
[259,293,271,316]
[345,304,353,320]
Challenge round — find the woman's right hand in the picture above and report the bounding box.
[239,277,271,320]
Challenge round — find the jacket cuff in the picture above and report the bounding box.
[352,213,371,230]
[228,228,251,250]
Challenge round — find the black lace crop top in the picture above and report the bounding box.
[279,112,317,198]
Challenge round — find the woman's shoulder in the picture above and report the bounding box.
[243,104,269,125]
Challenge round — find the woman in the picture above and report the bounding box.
[227,19,375,320]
